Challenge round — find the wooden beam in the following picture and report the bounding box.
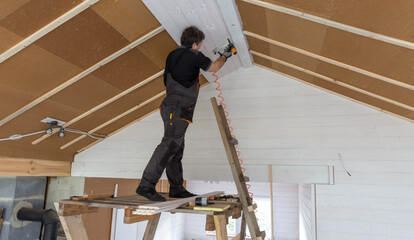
[55,202,89,240]
[251,51,414,112]
[124,209,160,224]
[0,26,164,128]
[0,157,71,176]
[59,203,98,216]
[255,63,414,125]
[213,214,228,240]
[60,91,166,149]
[0,208,3,234]
[0,0,100,64]
[216,0,253,67]
[269,165,274,240]
[244,31,414,91]
[143,213,161,240]
[241,0,414,51]
[32,70,164,145]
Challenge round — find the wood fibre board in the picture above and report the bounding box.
[0,0,30,20]
[35,8,130,69]
[0,0,83,38]
[259,0,334,18]
[91,0,160,42]
[0,26,22,53]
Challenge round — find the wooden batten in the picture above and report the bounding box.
[251,51,414,112]
[241,0,414,51]
[0,157,71,176]
[244,30,414,91]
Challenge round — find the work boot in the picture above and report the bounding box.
[136,186,166,202]
[169,188,197,198]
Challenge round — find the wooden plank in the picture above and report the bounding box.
[250,50,414,112]
[255,63,414,125]
[0,0,100,64]
[0,26,164,128]
[0,157,71,176]
[143,213,160,240]
[244,30,414,91]
[210,97,264,239]
[213,214,228,240]
[241,0,414,51]
[59,203,99,216]
[240,212,246,240]
[55,202,89,240]
[60,91,166,149]
[124,209,160,224]
[206,215,215,231]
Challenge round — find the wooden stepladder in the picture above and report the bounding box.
[211,97,266,240]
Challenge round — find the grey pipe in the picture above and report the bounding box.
[17,207,60,240]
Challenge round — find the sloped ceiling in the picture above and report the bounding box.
[237,0,414,123]
[1,0,413,164]
[0,0,210,161]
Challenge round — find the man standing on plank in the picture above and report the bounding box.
[136,26,232,201]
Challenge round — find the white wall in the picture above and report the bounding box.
[73,66,414,240]
[298,184,314,240]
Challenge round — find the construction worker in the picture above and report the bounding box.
[136,26,232,201]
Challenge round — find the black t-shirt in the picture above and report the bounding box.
[163,46,212,88]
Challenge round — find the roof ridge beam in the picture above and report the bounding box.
[244,31,414,91]
[241,0,414,51]
[0,26,164,128]
[0,0,100,64]
[251,50,414,112]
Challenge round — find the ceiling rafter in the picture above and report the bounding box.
[251,51,414,115]
[32,70,164,145]
[60,91,166,150]
[255,62,414,125]
[241,0,414,51]
[244,31,414,91]
[0,26,164,128]
[74,80,210,154]
[0,0,100,64]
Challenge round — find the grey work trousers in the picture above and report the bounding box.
[139,101,190,191]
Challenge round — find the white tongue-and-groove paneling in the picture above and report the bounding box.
[73,65,414,240]
[141,0,252,82]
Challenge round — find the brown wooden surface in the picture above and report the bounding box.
[213,214,228,240]
[0,208,3,233]
[124,210,160,224]
[211,97,264,240]
[143,213,161,240]
[59,203,98,216]
[0,157,71,176]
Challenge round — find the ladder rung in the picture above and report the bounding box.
[247,203,257,212]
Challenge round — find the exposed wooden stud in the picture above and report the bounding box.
[60,91,166,149]
[124,210,160,224]
[255,63,414,125]
[269,165,274,240]
[244,31,414,91]
[142,213,161,240]
[241,0,414,51]
[59,203,98,216]
[55,202,89,240]
[0,208,3,233]
[32,70,164,145]
[0,0,100,64]
[0,157,71,176]
[0,26,164,128]
[213,214,228,240]
[251,51,414,112]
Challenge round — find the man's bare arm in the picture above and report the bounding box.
[207,55,226,72]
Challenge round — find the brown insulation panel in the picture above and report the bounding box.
[0,0,183,162]
[238,0,414,123]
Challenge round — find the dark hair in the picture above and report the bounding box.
[180,26,205,48]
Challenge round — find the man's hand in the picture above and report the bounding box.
[219,50,232,61]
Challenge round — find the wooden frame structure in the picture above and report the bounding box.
[56,192,242,240]
[211,97,265,240]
